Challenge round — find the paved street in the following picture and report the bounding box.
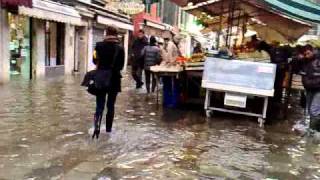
[0,75,319,180]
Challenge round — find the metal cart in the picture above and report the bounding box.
[202,58,277,127]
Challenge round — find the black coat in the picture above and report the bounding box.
[131,37,148,66]
[94,38,125,93]
[292,53,320,92]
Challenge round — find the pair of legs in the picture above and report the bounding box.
[308,91,320,132]
[95,91,118,132]
[132,63,143,89]
[145,69,156,93]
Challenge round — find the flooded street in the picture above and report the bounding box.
[0,75,319,180]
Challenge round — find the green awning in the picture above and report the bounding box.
[261,0,320,23]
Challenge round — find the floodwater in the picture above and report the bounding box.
[0,75,319,180]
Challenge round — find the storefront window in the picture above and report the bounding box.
[45,21,65,66]
[8,13,31,79]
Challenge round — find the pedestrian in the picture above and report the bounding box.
[292,45,320,132]
[161,36,179,65]
[141,36,161,93]
[193,42,203,54]
[93,26,125,134]
[131,30,148,89]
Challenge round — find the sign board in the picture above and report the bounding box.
[224,93,247,108]
[202,57,276,97]
[108,0,145,15]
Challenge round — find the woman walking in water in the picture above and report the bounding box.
[92,27,125,135]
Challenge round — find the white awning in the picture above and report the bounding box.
[97,16,133,31]
[18,0,83,26]
[145,20,166,30]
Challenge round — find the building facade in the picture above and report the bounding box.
[0,0,133,84]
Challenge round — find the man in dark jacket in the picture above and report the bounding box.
[131,30,148,89]
[93,26,124,133]
[292,45,320,132]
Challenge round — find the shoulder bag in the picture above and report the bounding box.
[81,45,119,95]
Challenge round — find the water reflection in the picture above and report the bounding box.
[0,75,319,179]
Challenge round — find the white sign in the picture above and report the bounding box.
[108,0,145,15]
[224,93,247,108]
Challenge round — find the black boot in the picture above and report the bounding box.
[106,113,115,133]
[92,114,103,139]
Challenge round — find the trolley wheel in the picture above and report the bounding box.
[206,110,212,118]
[258,118,265,128]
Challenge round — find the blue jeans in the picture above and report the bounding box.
[307,91,320,131]
[96,91,118,132]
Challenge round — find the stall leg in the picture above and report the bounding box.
[263,97,269,119]
[258,97,269,127]
[156,74,160,107]
[205,90,212,117]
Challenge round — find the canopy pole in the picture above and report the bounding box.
[216,1,224,49]
[226,0,236,48]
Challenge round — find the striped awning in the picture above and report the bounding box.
[18,0,83,26]
[261,0,320,24]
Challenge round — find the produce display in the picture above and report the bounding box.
[236,51,270,62]
[190,53,206,62]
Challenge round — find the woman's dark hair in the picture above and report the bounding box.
[304,44,314,52]
[149,36,157,46]
[106,26,118,36]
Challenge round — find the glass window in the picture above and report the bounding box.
[8,13,31,79]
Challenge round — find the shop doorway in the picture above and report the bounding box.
[8,13,31,80]
[45,21,65,76]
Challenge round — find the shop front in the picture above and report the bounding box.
[0,0,32,82]
[143,20,166,38]
[18,0,83,78]
[8,12,31,79]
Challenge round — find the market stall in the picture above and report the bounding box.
[163,0,320,121]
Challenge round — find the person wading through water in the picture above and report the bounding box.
[92,27,125,135]
[141,36,161,93]
[131,30,148,89]
[292,45,320,134]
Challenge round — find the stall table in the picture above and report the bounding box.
[150,66,183,106]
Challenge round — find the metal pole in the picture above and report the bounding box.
[216,2,224,49]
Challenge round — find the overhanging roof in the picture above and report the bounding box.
[174,0,314,42]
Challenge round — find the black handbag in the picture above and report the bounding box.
[82,45,119,96]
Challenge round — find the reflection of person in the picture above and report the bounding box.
[193,43,203,54]
[292,45,320,132]
[131,30,148,89]
[93,27,125,133]
[141,36,161,93]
